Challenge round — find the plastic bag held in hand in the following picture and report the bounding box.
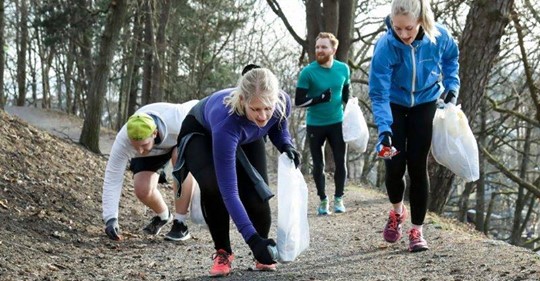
[342,97,369,152]
[282,144,301,168]
[376,132,399,159]
[431,103,479,182]
[277,153,310,263]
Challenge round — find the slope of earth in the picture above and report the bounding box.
[0,109,539,281]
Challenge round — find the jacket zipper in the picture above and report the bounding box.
[410,45,416,107]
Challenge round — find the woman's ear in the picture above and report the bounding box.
[239,94,245,106]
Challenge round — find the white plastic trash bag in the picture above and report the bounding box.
[277,153,309,263]
[342,97,369,152]
[431,103,479,182]
[189,179,207,227]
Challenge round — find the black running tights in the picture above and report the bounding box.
[183,133,271,253]
[384,101,437,226]
[306,122,347,201]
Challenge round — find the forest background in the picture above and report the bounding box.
[0,0,538,254]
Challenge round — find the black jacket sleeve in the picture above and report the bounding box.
[342,84,350,104]
[295,87,330,107]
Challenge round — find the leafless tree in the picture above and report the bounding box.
[80,0,128,153]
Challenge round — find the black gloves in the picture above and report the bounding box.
[295,88,331,107]
[443,90,456,104]
[104,218,121,241]
[376,132,399,159]
[282,144,301,168]
[379,131,392,147]
[247,234,278,265]
[319,88,332,103]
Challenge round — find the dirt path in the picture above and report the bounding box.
[1,107,539,281]
[5,106,116,154]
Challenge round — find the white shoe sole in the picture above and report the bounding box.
[164,233,192,241]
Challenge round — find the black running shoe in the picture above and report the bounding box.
[165,220,192,241]
[143,213,172,235]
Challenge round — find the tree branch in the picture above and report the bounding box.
[511,8,540,123]
[265,0,307,49]
[486,96,540,128]
[479,144,540,199]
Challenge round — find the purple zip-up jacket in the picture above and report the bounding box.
[199,88,293,241]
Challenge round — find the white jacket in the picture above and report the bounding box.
[102,101,198,222]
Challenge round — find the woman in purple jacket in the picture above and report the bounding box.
[174,67,300,277]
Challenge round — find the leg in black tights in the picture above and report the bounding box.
[184,136,272,252]
[384,101,436,225]
[307,123,347,200]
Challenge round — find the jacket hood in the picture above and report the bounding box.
[147,113,167,145]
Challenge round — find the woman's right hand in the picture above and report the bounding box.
[376,132,399,159]
[247,234,278,264]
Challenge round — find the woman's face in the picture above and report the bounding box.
[391,14,420,45]
[245,95,275,128]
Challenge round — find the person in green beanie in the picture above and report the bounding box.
[102,101,198,242]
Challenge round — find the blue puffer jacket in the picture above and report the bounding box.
[369,16,460,136]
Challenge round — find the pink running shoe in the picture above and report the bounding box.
[209,249,234,277]
[408,228,429,252]
[383,206,408,243]
[253,261,277,271]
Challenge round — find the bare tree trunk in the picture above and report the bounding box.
[510,125,532,244]
[475,98,487,232]
[16,0,28,106]
[335,0,356,61]
[80,0,128,153]
[322,0,338,35]
[457,182,475,222]
[72,0,93,117]
[29,44,37,107]
[40,50,54,109]
[64,41,75,115]
[305,0,322,62]
[117,4,143,130]
[428,0,514,214]
[141,0,154,105]
[511,7,540,123]
[149,0,170,103]
[0,0,5,109]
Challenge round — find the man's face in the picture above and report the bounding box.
[391,14,420,45]
[244,95,275,128]
[130,135,155,155]
[315,38,335,64]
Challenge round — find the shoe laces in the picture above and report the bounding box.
[387,211,401,230]
[320,199,328,208]
[408,228,422,241]
[212,250,231,266]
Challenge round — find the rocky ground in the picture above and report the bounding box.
[0,108,539,281]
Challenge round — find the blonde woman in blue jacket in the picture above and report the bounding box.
[369,0,460,252]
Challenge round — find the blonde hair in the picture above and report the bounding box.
[391,0,440,43]
[316,32,339,49]
[223,68,286,120]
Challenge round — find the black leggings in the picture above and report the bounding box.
[385,101,437,225]
[181,116,271,253]
[306,122,347,200]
